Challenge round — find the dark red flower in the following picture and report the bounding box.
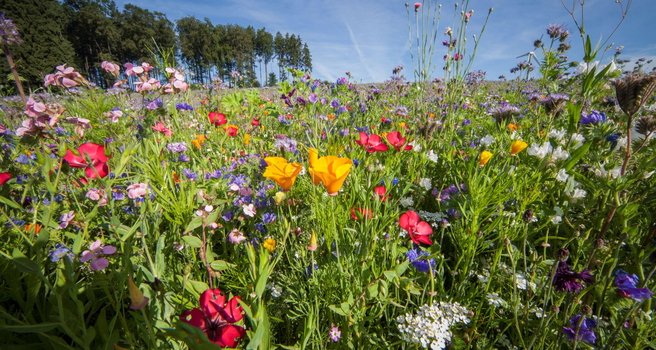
[251,118,260,127]
[399,210,433,245]
[0,172,11,185]
[180,288,246,348]
[356,132,388,153]
[208,112,227,126]
[386,131,412,151]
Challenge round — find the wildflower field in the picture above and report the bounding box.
[1,3,656,350]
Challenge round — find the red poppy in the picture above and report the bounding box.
[0,172,11,185]
[386,131,412,151]
[374,185,388,201]
[63,143,110,180]
[356,132,388,153]
[180,288,246,348]
[399,210,433,245]
[350,207,374,220]
[63,143,109,168]
[208,112,227,126]
[251,118,260,127]
[225,125,239,137]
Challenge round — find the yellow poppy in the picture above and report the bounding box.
[479,150,493,166]
[263,238,276,253]
[191,134,206,149]
[308,148,353,196]
[263,157,302,191]
[510,140,528,155]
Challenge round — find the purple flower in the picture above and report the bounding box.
[80,240,117,271]
[166,142,187,153]
[563,314,596,344]
[262,212,277,224]
[59,211,75,229]
[580,110,607,125]
[308,93,318,104]
[614,269,653,301]
[146,98,163,110]
[183,168,197,180]
[552,261,594,293]
[406,246,436,273]
[178,154,190,162]
[329,324,341,342]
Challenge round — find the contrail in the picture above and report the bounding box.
[344,21,376,81]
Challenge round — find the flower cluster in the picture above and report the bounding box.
[397,301,471,349]
[44,64,88,89]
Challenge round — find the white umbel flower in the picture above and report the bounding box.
[397,301,471,350]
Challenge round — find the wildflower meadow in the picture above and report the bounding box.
[1,1,655,349]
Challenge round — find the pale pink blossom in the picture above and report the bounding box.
[127,183,149,199]
[101,61,121,77]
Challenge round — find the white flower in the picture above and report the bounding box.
[571,188,587,199]
[419,178,432,190]
[570,133,585,148]
[397,302,471,350]
[608,166,622,179]
[480,135,495,146]
[514,273,535,290]
[426,150,439,163]
[577,60,599,75]
[556,169,569,182]
[551,146,569,161]
[409,141,422,151]
[242,203,256,217]
[527,142,553,159]
[400,197,415,207]
[548,128,566,141]
[486,293,508,308]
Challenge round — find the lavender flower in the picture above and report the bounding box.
[182,168,197,180]
[563,314,596,345]
[80,240,117,271]
[0,13,22,45]
[328,325,341,342]
[552,261,594,293]
[146,98,163,110]
[614,269,653,301]
[166,142,187,153]
[59,211,75,229]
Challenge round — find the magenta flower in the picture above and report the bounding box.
[356,132,389,153]
[80,239,116,271]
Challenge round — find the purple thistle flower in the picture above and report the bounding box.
[166,142,187,153]
[80,240,116,271]
[563,314,596,344]
[614,269,653,301]
[175,103,194,111]
[552,261,594,293]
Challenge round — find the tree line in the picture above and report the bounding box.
[0,0,312,91]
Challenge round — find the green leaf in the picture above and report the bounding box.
[184,216,203,233]
[0,322,60,333]
[564,142,591,172]
[328,304,348,317]
[0,194,22,209]
[184,280,209,296]
[181,235,202,248]
[210,260,235,271]
[366,282,379,299]
[11,249,42,276]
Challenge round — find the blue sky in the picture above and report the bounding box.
[114,0,656,82]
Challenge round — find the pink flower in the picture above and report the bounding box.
[80,239,117,271]
[356,132,389,153]
[152,121,173,137]
[63,143,109,168]
[101,61,120,77]
[127,183,148,200]
[414,2,422,11]
[399,210,433,245]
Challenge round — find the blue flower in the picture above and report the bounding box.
[146,98,163,110]
[580,110,607,125]
[175,103,194,111]
[49,243,73,262]
[183,168,197,180]
[262,212,277,224]
[563,314,596,344]
[406,246,436,273]
[614,269,653,301]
